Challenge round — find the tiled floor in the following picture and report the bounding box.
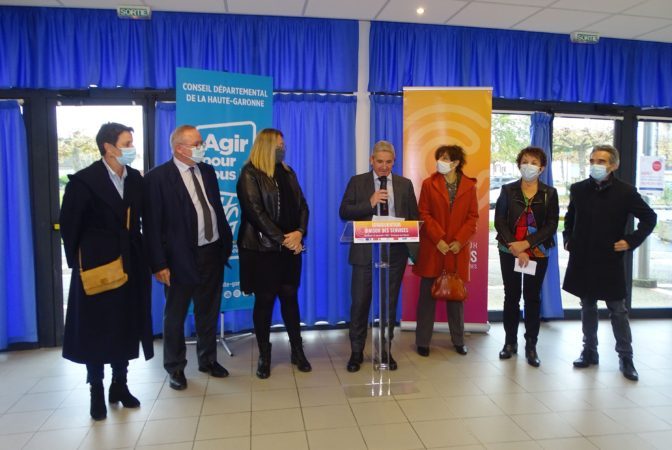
[1,319,671,449]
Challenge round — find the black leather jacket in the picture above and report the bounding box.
[236,162,308,252]
[494,179,559,250]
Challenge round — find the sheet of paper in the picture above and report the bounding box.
[513,259,537,275]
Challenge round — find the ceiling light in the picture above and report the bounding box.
[416,7,425,15]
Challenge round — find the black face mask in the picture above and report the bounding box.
[275,147,286,163]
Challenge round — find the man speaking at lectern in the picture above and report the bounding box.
[339,140,419,372]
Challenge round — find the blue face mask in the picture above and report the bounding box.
[188,145,206,164]
[116,147,136,166]
[590,164,608,181]
[519,164,540,182]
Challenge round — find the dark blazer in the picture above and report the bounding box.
[562,175,657,301]
[495,179,559,250]
[60,160,153,364]
[144,159,233,285]
[339,171,419,265]
[237,162,308,252]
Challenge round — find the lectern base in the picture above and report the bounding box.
[343,380,418,398]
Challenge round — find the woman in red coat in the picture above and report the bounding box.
[413,145,478,356]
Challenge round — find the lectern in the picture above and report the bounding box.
[340,219,421,397]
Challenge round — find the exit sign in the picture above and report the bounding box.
[570,31,600,44]
[117,6,152,20]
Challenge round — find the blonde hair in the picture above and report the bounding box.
[372,140,396,158]
[249,128,284,177]
[170,125,198,151]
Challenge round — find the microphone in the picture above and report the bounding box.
[378,176,389,216]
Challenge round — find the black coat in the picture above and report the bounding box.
[562,175,657,301]
[60,161,154,364]
[143,160,233,285]
[339,171,419,265]
[236,162,308,252]
[495,179,559,250]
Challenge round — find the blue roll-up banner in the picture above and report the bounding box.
[176,67,273,311]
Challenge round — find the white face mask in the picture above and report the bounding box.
[519,164,540,182]
[186,145,206,163]
[590,164,608,181]
[437,160,453,174]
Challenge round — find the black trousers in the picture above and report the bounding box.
[580,297,633,358]
[163,242,224,374]
[253,285,302,348]
[349,244,407,353]
[86,361,128,384]
[415,277,464,347]
[499,251,549,348]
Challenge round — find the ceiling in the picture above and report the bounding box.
[3,0,672,42]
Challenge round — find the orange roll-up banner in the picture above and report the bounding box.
[401,87,492,331]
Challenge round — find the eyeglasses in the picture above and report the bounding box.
[181,142,205,150]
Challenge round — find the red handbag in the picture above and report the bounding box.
[431,253,467,302]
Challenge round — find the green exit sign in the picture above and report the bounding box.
[117,6,152,20]
[570,31,600,44]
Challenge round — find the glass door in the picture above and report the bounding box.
[56,104,144,317]
[552,116,616,309]
[632,120,672,308]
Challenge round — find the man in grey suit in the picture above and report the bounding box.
[339,141,419,372]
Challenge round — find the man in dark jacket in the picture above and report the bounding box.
[563,145,657,381]
[144,125,233,390]
[60,122,154,420]
[339,141,419,372]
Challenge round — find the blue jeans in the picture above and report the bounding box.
[86,361,129,385]
[580,298,633,359]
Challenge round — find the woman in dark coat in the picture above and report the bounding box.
[60,123,153,421]
[495,146,558,367]
[236,128,311,379]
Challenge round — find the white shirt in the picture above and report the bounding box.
[173,157,220,246]
[102,158,127,198]
[373,172,395,217]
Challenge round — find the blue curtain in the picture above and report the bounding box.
[150,102,175,334]
[530,112,563,319]
[0,6,358,92]
[370,94,404,175]
[368,21,672,108]
[273,94,356,326]
[0,101,37,349]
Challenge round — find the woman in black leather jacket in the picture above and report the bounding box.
[494,146,559,367]
[236,128,311,379]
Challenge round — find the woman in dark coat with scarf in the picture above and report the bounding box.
[60,123,153,421]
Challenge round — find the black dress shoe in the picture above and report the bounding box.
[169,370,187,390]
[619,357,639,381]
[499,344,518,359]
[199,361,229,378]
[347,351,363,372]
[454,345,468,355]
[417,346,430,357]
[526,349,541,367]
[381,352,398,370]
[573,350,599,368]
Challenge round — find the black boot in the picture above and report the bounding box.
[290,340,312,372]
[108,378,140,408]
[90,382,107,421]
[256,343,272,379]
[525,348,541,367]
[573,349,599,368]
